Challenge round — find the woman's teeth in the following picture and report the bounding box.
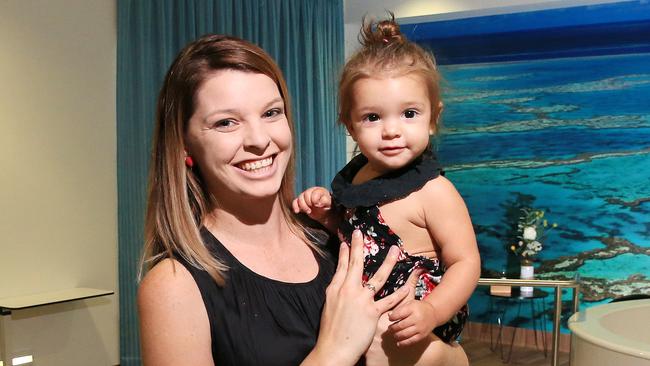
[239,157,273,171]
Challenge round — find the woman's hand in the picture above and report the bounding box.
[302,230,409,366]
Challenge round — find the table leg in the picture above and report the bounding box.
[541,297,548,358]
[489,295,497,351]
[490,298,509,354]
[502,300,522,363]
[0,315,6,365]
[552,287,562,366]
[571,286,580,365]
[496,303,507,353]
[531,298,541,352]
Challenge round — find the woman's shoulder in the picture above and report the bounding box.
[138,258,202,309]
[138,259,213,365]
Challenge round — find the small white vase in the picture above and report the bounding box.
[520,259,534,297]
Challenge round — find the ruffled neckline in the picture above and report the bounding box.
[331,149,442,208]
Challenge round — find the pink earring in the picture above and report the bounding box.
[184,154,194,168]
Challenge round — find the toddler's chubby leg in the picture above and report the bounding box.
[364,313,468,366]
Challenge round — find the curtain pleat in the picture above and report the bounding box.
[117,1,344,364]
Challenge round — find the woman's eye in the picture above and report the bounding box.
[404,109,418,119]
[263,108,282,118]
[214,119,236,129]
[364,113,380,122]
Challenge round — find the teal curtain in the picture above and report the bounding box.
[117,1,344,364]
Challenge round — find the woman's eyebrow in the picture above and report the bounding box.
[262,97,284,109]
[203,108,240,123]
[203,97,284,121]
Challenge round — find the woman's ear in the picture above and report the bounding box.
[430,101,444,135]
[183,147,194,168]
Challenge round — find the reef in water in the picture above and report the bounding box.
[535,237,650,301]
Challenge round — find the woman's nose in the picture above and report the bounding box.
[243,120,271,151]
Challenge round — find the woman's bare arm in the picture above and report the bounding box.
[138,259,214,366]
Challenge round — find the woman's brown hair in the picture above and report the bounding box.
[140,34,318,285]
[339,13,443,133]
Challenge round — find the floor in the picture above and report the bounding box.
[462,338,570,366]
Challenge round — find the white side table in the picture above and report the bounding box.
[0,288,114,365]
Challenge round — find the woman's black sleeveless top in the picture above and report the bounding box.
[175,227,335,366]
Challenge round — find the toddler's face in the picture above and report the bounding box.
[348,74,434,177]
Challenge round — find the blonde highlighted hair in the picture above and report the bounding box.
[339,13,442,133]
[140,34,321,286]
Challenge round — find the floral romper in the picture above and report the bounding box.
[331,150,468,343]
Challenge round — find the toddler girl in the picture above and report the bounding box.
[294,14,480,366]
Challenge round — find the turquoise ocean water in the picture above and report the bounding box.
[436,53,650,331]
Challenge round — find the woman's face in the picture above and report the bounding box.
[185,70,292,202]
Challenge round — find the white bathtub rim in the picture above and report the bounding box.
[569,299,650,360]
[571,332,650,361]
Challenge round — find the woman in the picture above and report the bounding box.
[136,34,411,366]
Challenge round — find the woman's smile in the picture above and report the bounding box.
[234,154,277,177]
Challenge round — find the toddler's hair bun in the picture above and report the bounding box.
[360,11,405,47]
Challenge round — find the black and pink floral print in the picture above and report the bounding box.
[331,150,468,343]
[338,205,468,343]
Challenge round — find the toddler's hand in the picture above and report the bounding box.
[388,299,440,347]
[292,186,332,222]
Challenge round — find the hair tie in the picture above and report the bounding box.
[382,37,390,44]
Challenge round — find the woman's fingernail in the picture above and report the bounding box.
[353,229,361,238]
[389,245,399,257]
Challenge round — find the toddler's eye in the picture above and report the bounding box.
[364,113,380,122]
[404,109,418,119]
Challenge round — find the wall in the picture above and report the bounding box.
[342,0,628,158]
[0,0,118,365]
[344,0,626,23]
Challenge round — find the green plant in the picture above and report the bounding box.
[510,207,557,260]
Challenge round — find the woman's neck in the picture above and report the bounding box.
[205,193,290,247]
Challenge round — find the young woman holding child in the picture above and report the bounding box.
[136,33,419,366]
